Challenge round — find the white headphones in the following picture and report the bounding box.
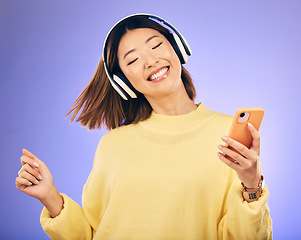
[103,13,192,100]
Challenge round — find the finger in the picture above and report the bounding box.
[22,148,38,160]
[247,123,261,153]
[21,149,50,180]
[16,176,33,189]
[19,171,40,185]
[218,145,246,164]
[20,155,40,168]
[221,136,252,159]
[22,149,45,167]
[18,164,43,181]
[217,152,240,170]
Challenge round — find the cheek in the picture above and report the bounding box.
[163,45,181,71]
[122,66,145,89]
[123,67,138,81]
[119,61,138,81]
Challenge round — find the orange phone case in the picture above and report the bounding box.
[228,107,264,149]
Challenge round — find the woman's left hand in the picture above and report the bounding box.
[217,123,261,188]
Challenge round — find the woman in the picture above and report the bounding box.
[16,14,272,239]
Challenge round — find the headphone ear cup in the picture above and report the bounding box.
[168,33,188,64]
[113,71,138,99]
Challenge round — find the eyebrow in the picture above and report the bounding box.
[123,35,159,60]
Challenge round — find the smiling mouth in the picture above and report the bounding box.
[147,66,170,81]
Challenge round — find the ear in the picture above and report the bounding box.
[168,33,188,64]
[173,33,188,64]
[113,71,138,99]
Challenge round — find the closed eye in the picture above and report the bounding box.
[152,42,163,49]
[127,58,138,66]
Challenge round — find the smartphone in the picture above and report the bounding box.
[228,107,264,149]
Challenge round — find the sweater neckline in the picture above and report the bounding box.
[138,103,213,133]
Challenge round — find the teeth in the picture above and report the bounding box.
[149,67,168,81]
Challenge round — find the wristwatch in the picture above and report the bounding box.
[241,175,264,202]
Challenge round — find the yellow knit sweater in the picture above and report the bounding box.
[41,103,272,239]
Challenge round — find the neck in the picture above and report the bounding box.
[145,84,197,116]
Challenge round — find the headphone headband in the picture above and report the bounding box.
[103,13,191,100]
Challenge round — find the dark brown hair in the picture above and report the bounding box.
[66,16,196,130]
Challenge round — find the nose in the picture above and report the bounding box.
[144,53,159,68]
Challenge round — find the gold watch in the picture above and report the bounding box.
[241,175,264,202]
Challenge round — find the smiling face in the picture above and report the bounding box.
[117,28,183,100]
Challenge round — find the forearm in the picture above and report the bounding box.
[218,178,272,240]
[40,183,64,218]
[40,193,93,240]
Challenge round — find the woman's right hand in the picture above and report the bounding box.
[16,149,52,200]
[16,149,63,218]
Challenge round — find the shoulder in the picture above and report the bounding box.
[203,105,233,123]
[92,124,139,167]
[213,110,233,123]
[202,106,234,133]
[96,123,139,150]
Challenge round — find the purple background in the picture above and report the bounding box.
[1,0,300,239]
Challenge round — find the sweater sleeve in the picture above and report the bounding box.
[39,135,109,239]
[218,176,273,240]
[40,193,93,239]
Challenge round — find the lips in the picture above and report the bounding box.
[147,66,170,81]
